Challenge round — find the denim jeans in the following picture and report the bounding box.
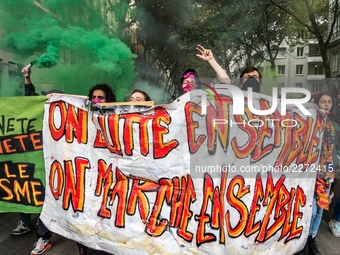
[333,198,340,221]
[309,197,323,237]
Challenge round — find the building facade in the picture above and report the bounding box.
[260,40,325,96]
[328,0,340,92]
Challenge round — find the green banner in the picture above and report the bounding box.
[0,96,46,213]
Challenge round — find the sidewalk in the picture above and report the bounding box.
[317,220,340,255]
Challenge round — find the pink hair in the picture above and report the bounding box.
[183,72,195,79]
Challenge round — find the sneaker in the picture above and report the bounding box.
[329,220,340,237]
[31,238,52,255]
[12,220,30,235]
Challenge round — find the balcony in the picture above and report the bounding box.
[307,56,323,63]
[306,74,325,81]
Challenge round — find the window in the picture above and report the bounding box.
[309,44,320,57]
[297,29,306,39]
[308,63,325,75]
[297,47,304,57]
[333,14,340,39]
[8,61,18,76]
[295,83,302,88]
[277,65,285,75]
[296,65,303,75]
[312,83,322,92]
[277,48,286,58]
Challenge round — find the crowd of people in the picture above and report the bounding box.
[7,45,340,255]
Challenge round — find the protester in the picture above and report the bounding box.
[87,83,116,103]
[81,88,150,254]
[77,83,116,255]
[297,92,340,255]
[179,68,200,95]
[16,65,56,255]
[129,88,151,102]
[12,67,35,236]
[178,45,231,95]
[239,65,262,93]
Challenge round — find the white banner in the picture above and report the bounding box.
[40,88,323,255]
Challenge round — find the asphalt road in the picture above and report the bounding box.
[0,213,78,255]
[1,182,339,255]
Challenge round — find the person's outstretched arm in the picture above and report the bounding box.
[196,45,231,84]
[22,65,38,96]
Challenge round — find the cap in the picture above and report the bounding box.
[41,89,64,95]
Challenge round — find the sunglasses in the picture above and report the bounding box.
[92,95,105,100]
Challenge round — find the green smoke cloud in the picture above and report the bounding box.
[0,0,136,100]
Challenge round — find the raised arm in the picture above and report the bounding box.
[196,45,231,84]
[22,65,38,96]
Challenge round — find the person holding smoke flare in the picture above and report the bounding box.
[18,64,55,255]
[12,64,38,237]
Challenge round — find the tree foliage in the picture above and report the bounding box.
[3,0,338,98]
[266,0,339,83]
[127,0,304,95]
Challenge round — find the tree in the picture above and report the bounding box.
[177,0,293,83]
[267,0,339,90]
[129,0,194,99]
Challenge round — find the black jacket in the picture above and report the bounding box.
[25,83,38,96]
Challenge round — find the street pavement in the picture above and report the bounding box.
[1,188,340,255]
[0,213,78,255]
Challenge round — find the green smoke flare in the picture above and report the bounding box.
[0,0,136,100]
